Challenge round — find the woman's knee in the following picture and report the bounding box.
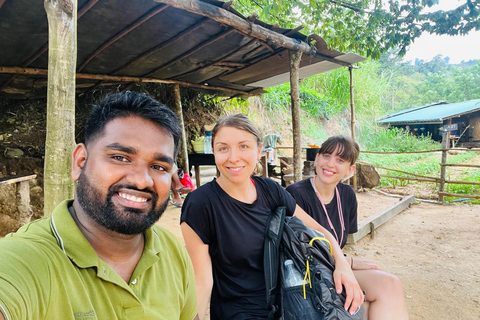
[381,273,404,297]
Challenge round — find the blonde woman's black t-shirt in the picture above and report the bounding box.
[286,180,358,248]
[181,176,296,320]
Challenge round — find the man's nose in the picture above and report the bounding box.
[127,166,154,190]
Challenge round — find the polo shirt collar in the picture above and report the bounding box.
[49,200,163,272]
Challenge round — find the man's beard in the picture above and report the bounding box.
[76,169,169,235]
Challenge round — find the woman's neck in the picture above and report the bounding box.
[216,176,257,204]
[313,176,336,204]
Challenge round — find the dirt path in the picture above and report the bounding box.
[156,191,480,319]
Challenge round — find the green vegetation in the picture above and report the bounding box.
[242,55,480,203]
[231,1,480,60]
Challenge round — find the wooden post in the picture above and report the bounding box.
[173,84,189,172]
[289,50,302,182]
[349,66,358,191]
[439,130,449,203]
[43,0,77,215]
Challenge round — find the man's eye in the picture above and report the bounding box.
[112,155,128,162]
[151,164,166,172]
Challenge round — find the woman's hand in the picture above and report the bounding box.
[333,259,365,315]
[351,257,382,271]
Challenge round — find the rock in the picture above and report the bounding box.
[356,163,381,189]
[4,148,24,158]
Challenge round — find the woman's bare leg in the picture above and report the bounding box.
[353,269,409,320]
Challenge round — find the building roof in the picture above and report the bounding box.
[378,99,480,125]
[0,0,365,99]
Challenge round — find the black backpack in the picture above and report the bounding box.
[264,206,367,320]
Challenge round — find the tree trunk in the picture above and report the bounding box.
[43,0,77,215]
[289,50,302,182]
[173,84,189,172]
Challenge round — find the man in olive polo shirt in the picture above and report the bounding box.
[0,92,199,320]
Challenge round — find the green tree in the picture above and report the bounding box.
[231,0,480,59]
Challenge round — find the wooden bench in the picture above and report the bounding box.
[0,174,37,225]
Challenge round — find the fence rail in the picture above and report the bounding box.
[360,134,480,203]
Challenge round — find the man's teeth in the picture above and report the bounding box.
[118,192,148,202]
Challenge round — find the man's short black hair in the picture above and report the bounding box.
[85,91,181,156]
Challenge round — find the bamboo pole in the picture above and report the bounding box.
[43,0,77,215]
[0,66,255,96]
[289,50,302,182]
[349,66,358,190]
[439,131,449,203]
[173,84,189,173]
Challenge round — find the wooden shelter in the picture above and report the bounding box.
[0,0,365,212]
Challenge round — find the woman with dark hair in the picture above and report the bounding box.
[180,115,364,320]
[287,136,409,320]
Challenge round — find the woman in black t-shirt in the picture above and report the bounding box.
[181,115,364,320]
[287,136,408,320]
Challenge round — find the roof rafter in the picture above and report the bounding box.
[0,0,100,90]
[0,66,256,96]
[77,4,170,72]
[143,27,236,77]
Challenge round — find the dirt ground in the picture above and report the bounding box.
[156,190,480,320]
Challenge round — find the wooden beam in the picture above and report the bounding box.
[168,39,256,80]
[440,163,480,168]
[143,28,236,77]
[77,4,169,72]
[43,0,77,215]
[0,0,99,90]
[289,50,302,182]
[173,84,189,173]
[154,0,314,54]
[112,18,210,75]
[347,195,415,243]
[438,192,480,200]
[0,174,37,185]
[0,66,256,96]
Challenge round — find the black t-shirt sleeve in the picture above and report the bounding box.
[259,177,296,216]
[341,184,358,234]
[180,187,214,245]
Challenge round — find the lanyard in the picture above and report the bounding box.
[310,178,345,246]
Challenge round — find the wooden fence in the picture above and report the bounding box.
[360,134,480,203]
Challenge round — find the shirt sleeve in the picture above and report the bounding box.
[0,239,50,320]
[344,185,358,234]
[265,177,296,216]
[180,187,215,245]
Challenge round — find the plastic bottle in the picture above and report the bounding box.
[284,259,304,287]
[204,131,212,154]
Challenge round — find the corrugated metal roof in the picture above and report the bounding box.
[378,99,480,125]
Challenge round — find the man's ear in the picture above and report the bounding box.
[71,143,87,181]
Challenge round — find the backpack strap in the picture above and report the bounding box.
[264,206,287,320]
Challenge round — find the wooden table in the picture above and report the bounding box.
[188,153,215,188]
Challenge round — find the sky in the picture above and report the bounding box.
[401,1,480,64]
